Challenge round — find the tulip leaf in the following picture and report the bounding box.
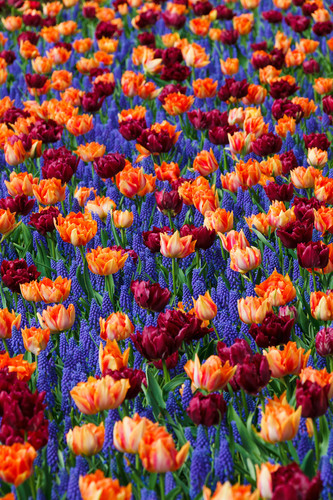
[228,406,261,460]
[163,373,187,398]
[300,449,315,477]
[251,228,276,253]
[144,367,166,419]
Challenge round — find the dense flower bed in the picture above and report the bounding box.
[0,0,332,498]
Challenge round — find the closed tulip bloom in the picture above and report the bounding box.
[290,166,321,189]
[139,425,190,473]
[0,308,21,339]
[228,131,254,156]
[220,171,244,193]
[112,210,133,228]
[131,280,171,313]
[86,247,128,275]
[5,172,38,197]
[79,471,131,500]
[254,269,296,307]
[38,276,71,303]
[220,58,239,75]
[85,196,116,221]
[0,442,37,487]
[74,187,96,207]
[218,230,250,252]
[296,379,330,419]
[100,312,134,341]
[20,281,42,302]
[230,245,261,273]
[160,230,196,258]
[71,375,129,414]
[99,340,129,374]
[55,212,98,246]
[314,207,333,234]
[116,164,147,198]
[193,149,219,176]
[0,209,19,236]
[203,482,259,500]
[21,326,50,356]
[37,304,75,332]
[204,208,233,233]
[259,392,301,443]
[32,178,66,205]
[311,291,333,321]
[155,190,183,217]
[299,367,333,399]
[184,354,237,392]
[255,462,280,500]
[307,147,328,168]
[316,328,333,357]
[238,296,273,324]
[193,291,217,321]
[297,241,329,269]
[315,176,333,205]
[113,414,152,453]
[193,78,218,99]
[66,423,105,456]
[235,158,261,189]
[187,393,227,427]
[263,342,310,378]
[245,213,272,236]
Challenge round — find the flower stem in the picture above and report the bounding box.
[171,258,177,299]
[159,473,166,500]
[162,360,170,384]
[312,418,320,465]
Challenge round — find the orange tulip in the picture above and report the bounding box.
[307,148,327,168]
[0,209,19,236]
[73,38,94,54]
[86,247,128,275]
[220,58,239,75]
[79,470,131,500]
[121,71,146,98]
[315,176,333,204]
[67,422,105,456]
[40,26,60,43]
[21,326,50,356]
[220,172,244,193]
[57,20,77,36]
[0,308,21,340]
[259,392,301,443]
[228,131,254,156]
[162,93,194,116]
[66,114,93,136]
[1,16,22,31]
[193,148,218,176]
[37,276,71,303]
[204,208,233,233]
[85,196,116,221]
[100,312,134,341]
[233,13,254,35]
[55,212,98,246]
[116,164,147,198]
[97,38,119,53]
[113,414,152,453]
[192,78,217,99]
[47,47,71,65]
[263,342,310,378]
[254,269,296,306]
[259,156,282,177]
[112,210,134,228]
[37,304,75,332]
[313,77,333,95]
[238,296,273,324]
[275,115,296,138]
[154,161,180,182]
[299,367,333,399]
[193,291,217,321]
[274,30,292,52]
[285,49,306,67]
[20,41,40,60]
[0,493,15,500]
[0,443,37,487]
[139,425,190,472]
[292,97,317,118]
[235,158,261,189]
[203,482,259,500]
[70,375,129,414]
[267,201,296,229]
[161,32,181,47]
[99,340,129,374]
[230,245,262,274]
[75,142,105,163]
[138,81,161,100]
[119,106,146,124]
[314,207,333,234]
[32,178,66,206]
[74,186,96,207]
[218,229,250,252]
[0,352,36,381]
[4,139,27,166]
[242,84,267,105]
[182,43,210,68]
[256,463,280,500]
[193,187,219,215]
[20,281,42,302]
[184,354,236,392]
[189,17,211,37]
[310,291,333,321]
[245,213,272,236]
[160,230,196,258]
[259,66,281,85]
[51,70,72,91]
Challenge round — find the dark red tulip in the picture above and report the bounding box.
[0,195,34,216]
[137,32,156,48]
[162,11,186,29]
[251,133,282,156]
[131,325,185,361]
[93,153,126,179]
[0,259,40,294]
[42,146,78,183]
[272,98,303,123]
[187,393,227,426]
[155,190,183,217]
[130,280,171,313]
[271,464,322,500]
[153,351,179,370]
[29,206,60,236]
[277,220,313,249]
[264,182,294,202]
[304,133,331,151]
[160,63,191,82]
[262,10,283,23]
[235,353,271,395]
[296,379,329,418]
[180,224,215,250]
[249,312,294,348]
[293,196,324,223]
[220,29,239,45]
[312,21,333,36]
[25,74,47,89]
[323,95,333,115]
[215,5,234,19]
[270,80,299,99]
[297,241,329,269]
[104,368,146,399]
[119,118,146,141]
[303,59,320,74]
[30,119,63,144]
[142,226,172,253]
[279,150,298,175]
[315,328,333,357]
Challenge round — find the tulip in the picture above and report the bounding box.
[184,354,237,392]
[70,375,129,414]
[235,159,261,189]
[113,414,151,453]
[0,352,36,382]
[85,196,116,221]
[131,324,185,361]
[249,312,294,348]
[192,291,217,321]
[316,328,333,357]
[254,269,296,307]
[310,291,333,321]
[235,353,271,394]
[99,312,134,341]
[155,190,183,217]
[160,230,196,258]
[259,392,301,443]
[297,241,329,269]
[296,379,329,418]
[0,308,21,340]
[32,178,66,206]
[37,304,75,332]
[204,208,234,233]
[0,259,40,294]
[21,326,50,356]
[4,172,38,197]
[29,207,60,236]
[112,210,133,228]
[276,220,313,249]
[193,149,219,176]
[67,423,105,456]
[130,280,171,313]
[79,471,131,500]
[38,277,71,303]
[138,425,190,473]
[187,393,227,427]
[20,281,42,302]
[238,296,273,324]
[230,245,261,273]
[0,443,37,487]
[245,213,272,236]
[99,340,129,374]
[86,247,128,275]
[55,212,97,246]
[106,367,146,400]
[263,342,310,378]
[0,209,19,236]
[180,225,216,250]
[203,482,259,500]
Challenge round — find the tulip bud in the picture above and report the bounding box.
[192,291,217,321]
[316,327,333,357]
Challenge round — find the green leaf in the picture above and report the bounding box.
[251,229,276,253]
[144,367,166,419]
[163,374,187,398]
[300,449,315,477]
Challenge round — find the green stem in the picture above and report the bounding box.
[159,473,166,500]
[2,339,9,354]
[79,246,92,300]
[167,211,174,230]
[312,418,320,465]
[29,474,37,500]
[240,389,249,418]
[162,360,170,384]
[171,258,177,299]
[279,443,289,465]
[105,274,115,310]
[311,270,317,292]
